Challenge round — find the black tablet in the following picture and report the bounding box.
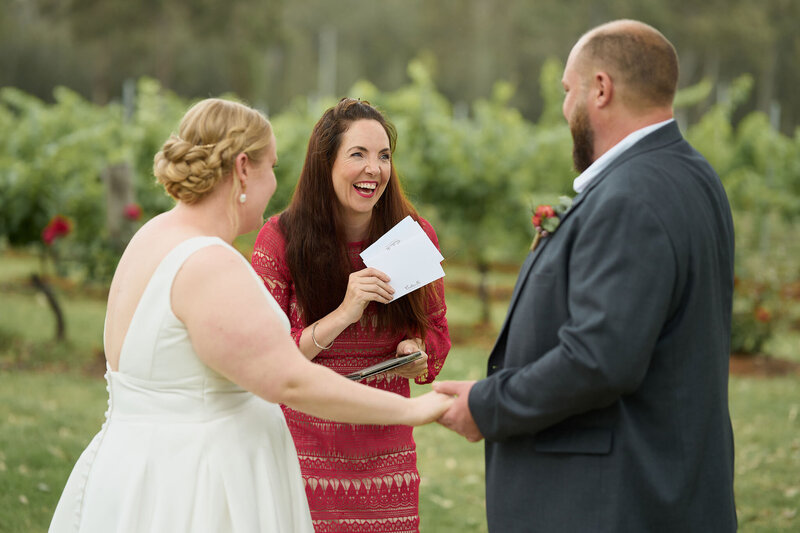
[345,351,424,381]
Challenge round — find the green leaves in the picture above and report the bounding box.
[1,65,798,285]
[0,80,184,278]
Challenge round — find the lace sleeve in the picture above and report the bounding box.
[415,218,451,384]
[251,216,305,345]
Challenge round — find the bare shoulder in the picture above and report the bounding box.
[169,238,293,370]
[113,214,185,276]
[170,243,261,322]
[173,244,254,295]
[105,214,203,366]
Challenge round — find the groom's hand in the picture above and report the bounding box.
[433,381,483,442]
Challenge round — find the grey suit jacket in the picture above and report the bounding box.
[469,122,737,532]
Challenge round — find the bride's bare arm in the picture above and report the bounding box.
[172,246,451,426]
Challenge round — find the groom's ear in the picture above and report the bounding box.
[593,71,614,109]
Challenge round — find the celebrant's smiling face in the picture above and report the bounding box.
[331,119,391,224]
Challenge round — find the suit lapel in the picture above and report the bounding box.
[490,122,684,358]
[504,234,549,317]
[491,223,556,355]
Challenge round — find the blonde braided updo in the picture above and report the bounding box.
[154,98,272,204]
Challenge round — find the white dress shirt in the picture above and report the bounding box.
[573,119,675,193]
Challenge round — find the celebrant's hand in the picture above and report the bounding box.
[433,381,484,442]
[336,267,395,325]
[391,338,428,379]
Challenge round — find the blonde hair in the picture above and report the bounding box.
[154,98,272,204]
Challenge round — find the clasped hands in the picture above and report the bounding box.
[432,380,484,443]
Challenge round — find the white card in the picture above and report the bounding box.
[361,216,416,262]
[364,235,445,300]
[360,216,445,300]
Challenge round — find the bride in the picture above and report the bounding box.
[49,98,452,532]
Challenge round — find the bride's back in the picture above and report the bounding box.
[103,215,197,372]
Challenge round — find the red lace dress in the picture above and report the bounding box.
[251,215,451,533]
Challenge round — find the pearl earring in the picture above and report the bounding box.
[239,193,247,204]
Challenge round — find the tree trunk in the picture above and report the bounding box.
[102,162,135,251]
[477,260,491,325]
[30,274,66,342]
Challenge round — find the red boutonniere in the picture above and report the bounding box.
[530,196,573,251]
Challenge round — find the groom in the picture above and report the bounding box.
[435,20,737,532]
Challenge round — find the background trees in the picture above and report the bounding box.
[1,0,799,133]
[1,64,797,336]
[1,0,797,341]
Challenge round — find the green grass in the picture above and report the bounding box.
[0,372,107,533]
[0,251,798,532]
[413,345,490,532]
[730,377,800,531]
[2,358,797,532]
[417,422,487,532]
[415,356,800,532]
[0,291,105,373]
[766,329,800,364]
[441,290,511,331]
[0,251,43,281]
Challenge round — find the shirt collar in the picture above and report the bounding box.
[573,119,674,194]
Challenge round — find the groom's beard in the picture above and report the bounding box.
[570,102,595,173]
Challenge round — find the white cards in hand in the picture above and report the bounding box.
[360,216,445,301]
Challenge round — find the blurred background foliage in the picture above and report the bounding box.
[2,0,800,133]
[0,0,798,353]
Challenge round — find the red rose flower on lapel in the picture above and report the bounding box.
[530,196,572,251]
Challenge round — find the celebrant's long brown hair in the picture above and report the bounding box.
[279,98,435,339]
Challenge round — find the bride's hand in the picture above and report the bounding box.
[404,391,454,426]
[336,267,395,325]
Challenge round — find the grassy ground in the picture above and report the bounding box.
[730,377,800,530]
[0,372,107,533]
[0,251,798,532]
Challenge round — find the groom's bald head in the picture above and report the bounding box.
[573,20,679,111]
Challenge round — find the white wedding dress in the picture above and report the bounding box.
[49,236,313,532]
